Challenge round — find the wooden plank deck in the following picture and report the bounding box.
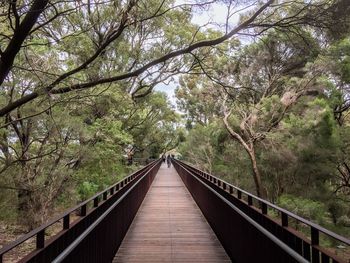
[113,163,230,263]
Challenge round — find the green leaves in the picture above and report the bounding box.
[278,194,327,223]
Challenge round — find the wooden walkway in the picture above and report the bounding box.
[113,163,230,263]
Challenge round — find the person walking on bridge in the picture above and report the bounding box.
[166,155,171,168]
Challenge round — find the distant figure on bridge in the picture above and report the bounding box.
[162,154,166,163]
[166,155,171,168]
[127,150,133,166]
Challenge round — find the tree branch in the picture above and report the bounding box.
[0,0,49,86]
[0,0,274,117]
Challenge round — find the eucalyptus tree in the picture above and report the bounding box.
[2,0,347,117]
[0,0,349,228]
[177,28,322,197]
[312,37,350,201]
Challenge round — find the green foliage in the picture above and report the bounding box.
[0,0,349,240]
[78,181,99,201]
[278,194,328,224]
[176,17,350,235]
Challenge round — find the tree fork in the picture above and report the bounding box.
[223,109,267,199]
[0,0,49,86]
[0,0,274,117]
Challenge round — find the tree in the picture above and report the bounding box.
[178,29,321,197]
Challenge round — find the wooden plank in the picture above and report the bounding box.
[113,163,230,263]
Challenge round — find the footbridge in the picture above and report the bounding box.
[0,159,349,263]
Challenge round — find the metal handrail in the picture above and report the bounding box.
[52,160,159,262]
[177,160,350,246]
[176,162,309,263]
[0,160,158,260]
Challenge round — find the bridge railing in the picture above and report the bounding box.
[0,159,161,263]
[173,159,350,263]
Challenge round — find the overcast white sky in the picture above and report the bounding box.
[155,1,241,105]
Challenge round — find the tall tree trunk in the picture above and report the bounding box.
[0,0,49,86]
[246,143,267,199]
[223,112,267,198]
[17,188,41,230]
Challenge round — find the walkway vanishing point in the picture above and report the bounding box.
[113,163,230,262]
[0,159,349,263]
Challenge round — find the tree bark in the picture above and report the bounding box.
[0,0,49,86]
[246,143,267,199]
[17,188,43,230]
[0,0,274,117]
[223,111,267,198]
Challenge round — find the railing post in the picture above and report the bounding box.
[93,197,99,207]
[80,204,87,216]
[311,227,319,245]
[229,186,233,194]
[248,196,253,206]
[281,212,288,227]
[261,202,267,215]
[110,187,114,195]
[63,214,70,230]
[311,227,320,263]
[36,230,45,249]
[103,192,108,200]
[237,190,242,199]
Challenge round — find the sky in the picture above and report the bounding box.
[155,1,240,106]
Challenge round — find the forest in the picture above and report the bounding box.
[0,0,349,252]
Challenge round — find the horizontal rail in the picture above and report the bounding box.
[52,161,158,262]
[175,161,308,263]
[0,160,161,263]
[179,160,350,246]
[173,159,349,263]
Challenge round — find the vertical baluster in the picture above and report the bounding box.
[303,241,311,261]
[321,253,330,263]
[248,195,253,206]
[36,230,45,249]
[311,227,320,263]
[81,204,87,216]
[281,212,288,227]
[63,214,70,230]
[93,197,99,207]
[261,202,267,215]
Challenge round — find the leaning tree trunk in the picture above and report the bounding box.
[246,144,267,199]
[223,113,267,199]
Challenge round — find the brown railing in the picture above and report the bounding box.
[173,159,350,263]
[0,159,161,263]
